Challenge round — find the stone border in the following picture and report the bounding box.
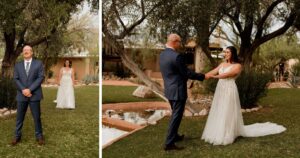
[102,122,147,149]
[0,108,17,118]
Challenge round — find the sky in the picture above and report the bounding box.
[72,0,99,29]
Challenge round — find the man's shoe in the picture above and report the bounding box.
[164,144,184,151]
[37,136,45,146]
[11,138,21,146]
[175,134,184,142]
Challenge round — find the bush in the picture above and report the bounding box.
[236,70,273,108]
[82,75,93,85]
[0,78,17,109]
[82,75,99,85]
[203,69,273,109]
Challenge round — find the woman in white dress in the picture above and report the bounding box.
[56,60,75,109]
[201,46,286,145]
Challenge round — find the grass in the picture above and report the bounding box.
[0,86,99,158]
[102,85,163,104]
[103,88,300,158]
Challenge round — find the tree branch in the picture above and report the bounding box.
[16,26,27,49]
[209,15,223,36]
[118,0,165,39]
[255,0,284,40]
[251,12,297,50]
[112,0,128,33]
[141,0,145,17]
[27,28,57,46]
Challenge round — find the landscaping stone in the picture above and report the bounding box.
[0,108,8,113]
[199,109,208,116]
[184,109,193,117]
[132,86,155,98]
[3,110,11,116]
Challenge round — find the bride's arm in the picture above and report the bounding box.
[213,64,242,79]
[206,63,223,76]
[57,68,63,85]
[71,68,75,86]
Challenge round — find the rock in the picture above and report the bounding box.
[252,107,259,111]
[0,113,3,118]
[0,108,8,113]
[132,86,155,98]
[199,109,208,116]
[148,110,166,124]
[194,113,199,116]
[111,114,121,119]
[3,110,11,116]
[246,109,251,113]
[105,110,116,116]
[165,110,171,116]
[11,110,17,114]
[241,109,246,113]
[184,110,193,117]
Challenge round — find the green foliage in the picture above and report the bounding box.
[82,75,99,85]
[236,70,273,108]
[290,62,300,86]
[290,62,300,77]
[255,34,300,71]
[0,78,17,109]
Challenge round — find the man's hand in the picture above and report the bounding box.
[205,74,213,80]
[22,89,32,97]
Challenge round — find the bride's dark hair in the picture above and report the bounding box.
[226,46,239,63]
[63,59,72,68]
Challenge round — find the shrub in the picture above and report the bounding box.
[82,75,99,85]
[82,75,93,85]
[236,70,273,108]
[0,78,17,109]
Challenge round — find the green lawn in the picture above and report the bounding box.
[0,86,99,158]
[102,85,163,104]
[103,88,300,158]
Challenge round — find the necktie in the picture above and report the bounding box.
[25,62,30,76]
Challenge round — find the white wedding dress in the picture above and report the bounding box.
[201,65,286,145]
[56,68,75,109]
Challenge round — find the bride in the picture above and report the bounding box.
[201,46,286,145]
[56,59,75,109]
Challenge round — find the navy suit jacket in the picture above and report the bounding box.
[159,48,205,101]
[13,59,44,102]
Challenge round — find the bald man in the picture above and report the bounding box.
[160,34,207,151]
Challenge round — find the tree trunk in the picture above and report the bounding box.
[239,45,254,71]
[119,52,166,99]
[194,47,207,73]
[1,31,20,78]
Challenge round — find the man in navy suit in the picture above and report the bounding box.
[11,45,45,146]
[160,34,208,150]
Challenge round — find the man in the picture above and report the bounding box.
[160,34,208,151]
[11,45,45,146]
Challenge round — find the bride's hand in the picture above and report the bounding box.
[212,75,219,79]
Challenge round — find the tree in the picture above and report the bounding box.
[0,0,98,77]
[35,12,99,81]
[220,0,300,69]
[103,0,168,98]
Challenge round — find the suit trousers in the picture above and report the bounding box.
[165,99,186,146]
[15,101,43,139]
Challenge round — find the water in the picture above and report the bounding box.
[106,109,168,125]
